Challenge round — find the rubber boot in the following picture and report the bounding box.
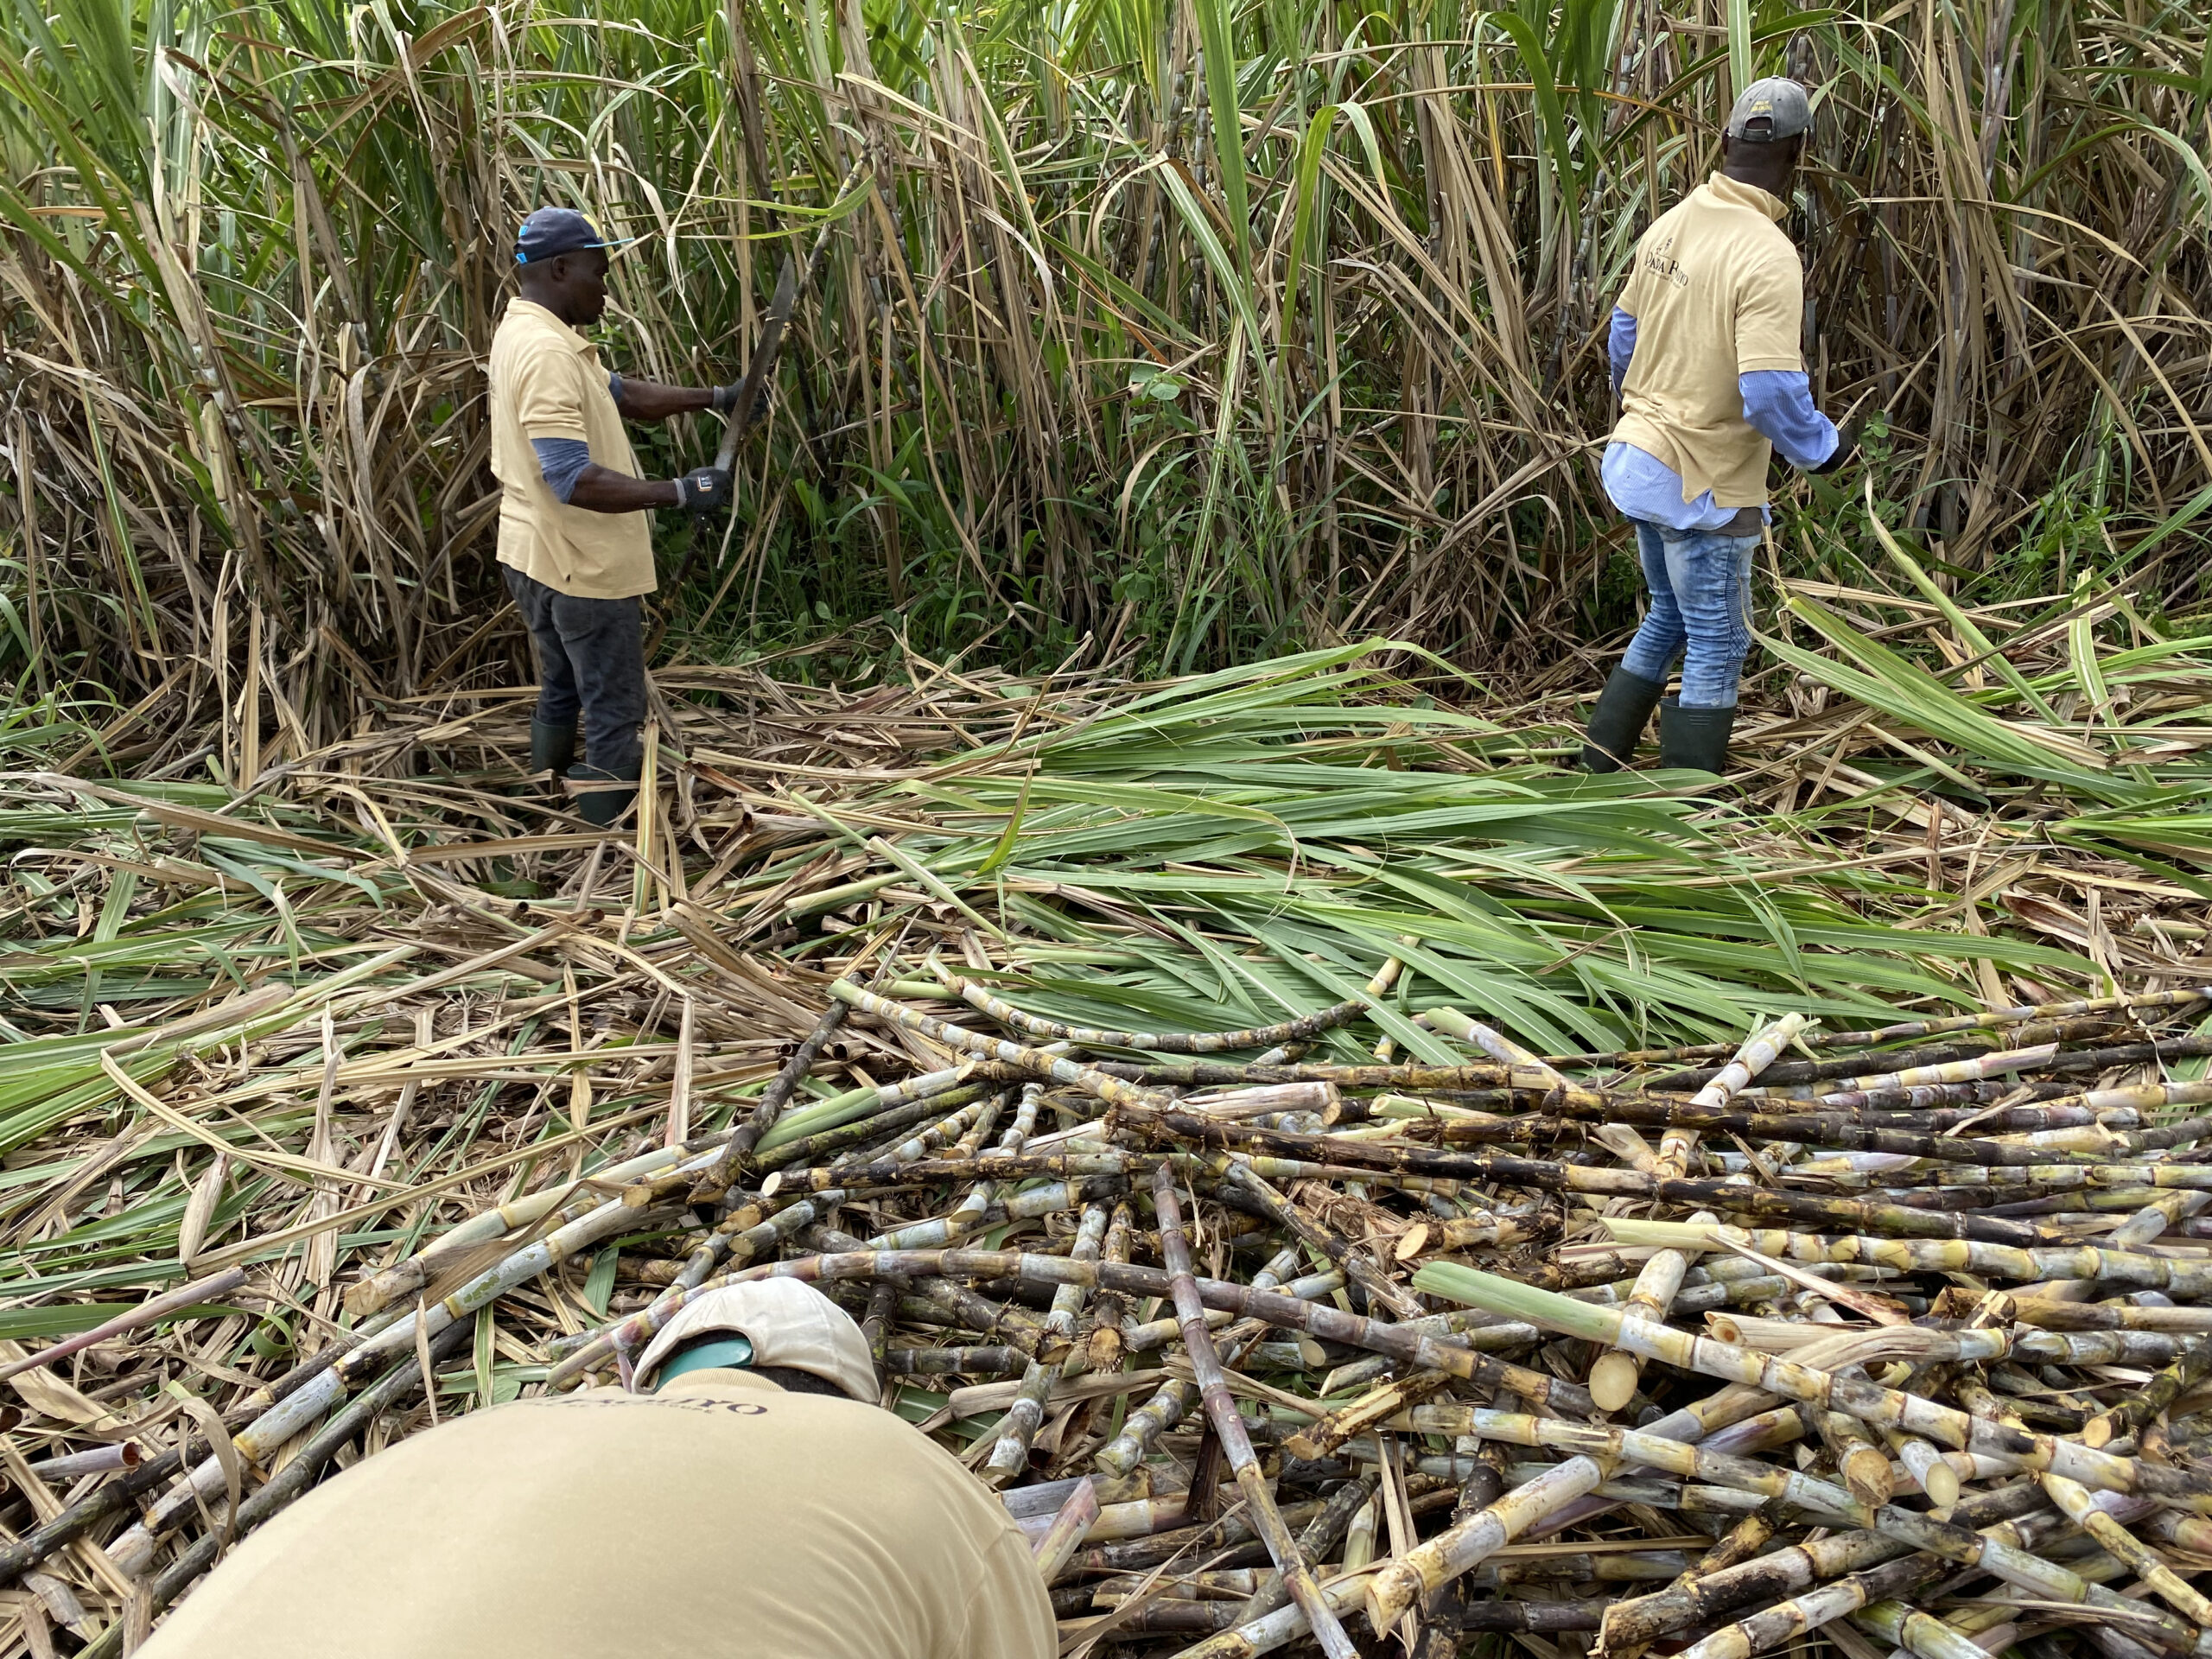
[1579,668,1667,772]
[568,764,639,828]
[1658,701,1736,775]
[530,719,577,779]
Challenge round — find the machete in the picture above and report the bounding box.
[713,162,868,487]
[659,161,868,608]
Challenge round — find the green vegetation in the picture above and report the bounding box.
[0,0,2201,758]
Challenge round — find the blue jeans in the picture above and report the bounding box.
[1618,519,1758,709]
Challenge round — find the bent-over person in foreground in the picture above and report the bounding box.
[137,1280,1057,1659]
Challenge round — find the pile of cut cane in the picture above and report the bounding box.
[16,969,2212,1659]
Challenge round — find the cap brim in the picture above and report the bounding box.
[516,235,640,264]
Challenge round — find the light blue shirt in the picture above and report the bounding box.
[1604,307,1837,531]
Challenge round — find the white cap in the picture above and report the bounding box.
[633,1279,878,1402]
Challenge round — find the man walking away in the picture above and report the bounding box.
[492,206,738,826]
[137,1280,1057,1659]
[1580,78,1856,778]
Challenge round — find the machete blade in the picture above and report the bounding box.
[714,251,799,473]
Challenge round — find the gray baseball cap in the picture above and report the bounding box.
[1726,78,1813,143]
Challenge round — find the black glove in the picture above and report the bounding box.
[709,383,743,414]
[674,466,734,513]
[1809,419,1860,476]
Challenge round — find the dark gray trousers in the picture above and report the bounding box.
[504,566,645,777]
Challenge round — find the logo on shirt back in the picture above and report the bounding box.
[541,1394,770,1418]
[1643,240,1690,288]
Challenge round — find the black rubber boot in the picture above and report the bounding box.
[1579,668,1668,772]
[1658,701,1736,775]
[530,719,577,778]
[568,765,639,828]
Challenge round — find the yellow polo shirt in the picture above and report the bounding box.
[489,298,657,600]
[1611,173,1805,508]
[138,1369,1056,1659]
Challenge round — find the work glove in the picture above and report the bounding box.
[675,465,734,514]
[1809,418,1860,476]
[709,383,744,413]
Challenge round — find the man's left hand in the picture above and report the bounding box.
[1810,419,1860,475]
[676,466,734,513]
[710,384,743,414]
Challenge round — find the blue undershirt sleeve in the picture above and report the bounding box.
[531,436,594,505]
[608,372,623,408]
[1609,307,1637,396]
[1740,370,1839,470]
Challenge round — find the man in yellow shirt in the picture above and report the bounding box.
[1580,79,1856,778]
[138,1280,1058,1659]
[492,207,738,826]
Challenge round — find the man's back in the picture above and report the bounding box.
[1612,174,1803,508]
[139,1370,1054,1659]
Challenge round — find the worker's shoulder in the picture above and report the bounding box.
[568,1382,1001,1506]
[488,300,580,368]
[777,1395,1027,1535]
[766,1391,1000,1486]
[1634,195,1696,249]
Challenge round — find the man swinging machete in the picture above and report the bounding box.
[490,207,735,828]
[1579,78,1859,778]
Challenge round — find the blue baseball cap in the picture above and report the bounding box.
[514,207,626,264]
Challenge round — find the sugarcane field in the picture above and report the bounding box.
[5,0,2212,1655]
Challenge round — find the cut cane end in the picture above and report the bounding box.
[1590,1351,1641,1413]
[1363,1570,1413,1639]
[1923,1459,1962,1509]
[1842,1446,1894,1508]
[2082,1417,2115,1449]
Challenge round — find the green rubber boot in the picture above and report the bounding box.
[1658,701,1736,775]
[1579,668,1667,772]
[530,719,577,779]
[568,765,639,828]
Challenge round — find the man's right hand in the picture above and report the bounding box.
[675,466,734,513]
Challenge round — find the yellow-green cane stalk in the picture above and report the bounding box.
[2044,1468,2212,1628]
[985,1196,1109,1483]
[1602,1217,2212,1294]
[2110,1186,2212,1250]
[827,979,1171,1110]
[1593,1014,1806,1412]
[1849,1601,2009,1659]
[1745,1040,2054,1101]
[1381,1405,2202,1656]
[1410,1263,2208,1506]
